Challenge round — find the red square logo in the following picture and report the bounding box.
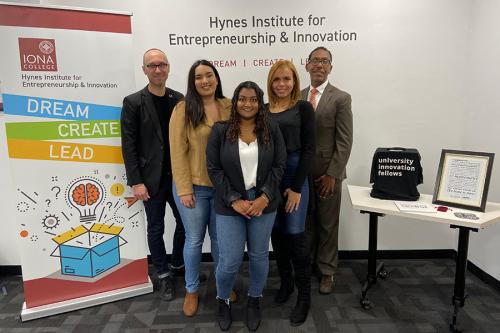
[18,38,58,71]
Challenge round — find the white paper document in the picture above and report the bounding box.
[394,201,436,213]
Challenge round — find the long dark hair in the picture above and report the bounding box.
[226,81,270,145]
[185,60,224,128]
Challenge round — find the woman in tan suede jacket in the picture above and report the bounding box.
[169,59,231,318]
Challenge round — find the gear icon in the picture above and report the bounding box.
[42,214,60,230]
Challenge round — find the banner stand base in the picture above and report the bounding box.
[20,278,153,322]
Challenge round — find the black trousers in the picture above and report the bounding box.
[143,174,185,276]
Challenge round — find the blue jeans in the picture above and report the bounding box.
[216,190,276,299]
[173,184,218,293]
[273,152,309,234]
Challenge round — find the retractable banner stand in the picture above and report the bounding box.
[0,3,152,321]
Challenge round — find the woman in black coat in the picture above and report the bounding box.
[206,81,286,331]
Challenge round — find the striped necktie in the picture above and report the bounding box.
[309,88,318,110]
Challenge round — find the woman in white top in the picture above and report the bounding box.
[206,81,286,331]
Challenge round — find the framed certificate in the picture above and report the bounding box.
[432,150,494,212]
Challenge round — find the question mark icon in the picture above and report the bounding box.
[106,201,113,211]
[51,186,61,199]
[45,199,51,207]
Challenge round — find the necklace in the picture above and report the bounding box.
[240,124,256,144]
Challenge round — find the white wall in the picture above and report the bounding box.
[336,0,468,252]
[464,0,500,281]
[1,1,498,282]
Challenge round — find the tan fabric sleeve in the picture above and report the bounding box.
[169,101,194,196]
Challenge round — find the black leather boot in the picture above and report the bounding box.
[271,230,294,303]
[158,275,176,301]
[245,296,261,331]
[290,295,311,326]
[290,232,311,326]
[216,297,232,331]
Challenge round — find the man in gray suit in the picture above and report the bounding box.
[302,46,353,294]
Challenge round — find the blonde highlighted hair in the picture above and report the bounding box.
[266,60,301,108]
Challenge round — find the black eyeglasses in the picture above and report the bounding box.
[145,62,169,70]
[308,58,331,66]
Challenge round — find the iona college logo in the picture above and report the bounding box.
[39,40,55,55]
[18,38,58,71]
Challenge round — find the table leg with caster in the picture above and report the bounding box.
[449,225,477,332]
[360,211,387,309]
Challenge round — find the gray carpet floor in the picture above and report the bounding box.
[1,259,500,332]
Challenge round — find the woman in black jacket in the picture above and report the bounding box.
[206,81,286,331]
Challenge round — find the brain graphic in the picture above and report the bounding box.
[72,183,101,206]
[86,183,100,205]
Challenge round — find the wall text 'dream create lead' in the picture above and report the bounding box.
[27,98,89,119]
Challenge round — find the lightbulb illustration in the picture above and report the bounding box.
[66,177,106,223]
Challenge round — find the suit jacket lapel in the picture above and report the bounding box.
[142,86,163,144]
[302,84,334,113]
[257,138,265,184]
[316,83,334,114]
[229,138,245,190]
[302,87,309,101]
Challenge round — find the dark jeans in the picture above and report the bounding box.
[272,151,312,296]
[143,174,185,277]
[273,152,309,234]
